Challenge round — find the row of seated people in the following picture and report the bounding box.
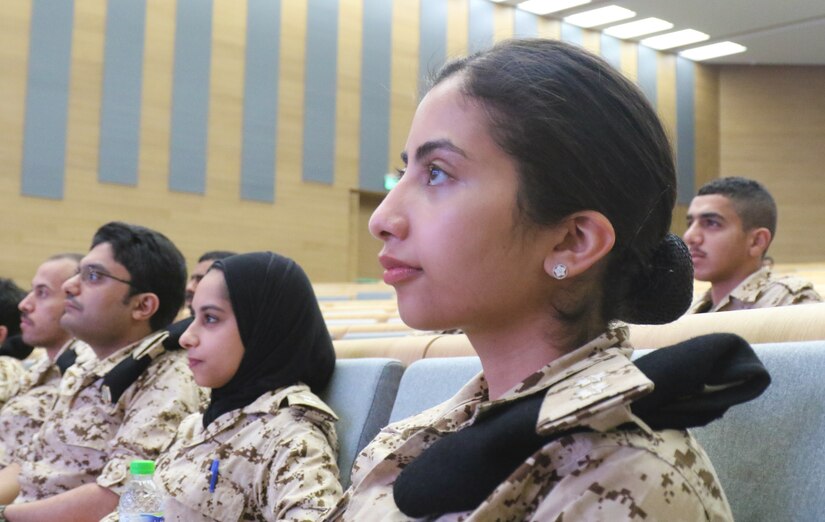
[0,219,821,520]
[1,41,823,521]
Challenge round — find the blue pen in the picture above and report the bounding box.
[209,459,219,493]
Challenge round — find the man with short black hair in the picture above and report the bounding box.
[684,176,821,313]
[0,223,202,522]
[184,250,236,315]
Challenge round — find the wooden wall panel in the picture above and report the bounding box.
[447,0,468,58]
[720,65,825,262]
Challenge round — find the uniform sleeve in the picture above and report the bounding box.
[261,406,343,522]
[527,443,726,521]
[0,356,25,405]
[96,351,202,495]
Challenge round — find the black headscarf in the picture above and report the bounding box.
[201,252,335,428]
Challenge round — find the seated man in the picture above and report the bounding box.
[0,279,28,407]
[0,222,202,521]
[184,250,235,316]
[0,254,95,466]
[684,176,822,313]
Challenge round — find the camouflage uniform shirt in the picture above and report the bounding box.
[690,266,822,313]
[0,356,25,408]
[325,328,734,521]
[122,384,341,522]
[0,339,95,465]
[14,331,202,501]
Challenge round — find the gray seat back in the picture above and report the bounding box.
[688,341,825,521]
[319,358,404,488]
[389,356,482,423]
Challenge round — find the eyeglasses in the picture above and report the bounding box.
[76,266,137,288]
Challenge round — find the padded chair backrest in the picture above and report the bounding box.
[389,356,482,423]
[628,302,825,348]
[319,358,405,489]
[654,341,825,521]
[334,335,442,366]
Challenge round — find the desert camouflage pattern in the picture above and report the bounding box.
[325,327,734,521]
[101,384,341,522]
[14,331,202,502]
[0,356,25,407]
[0,339,94,465]
[690,266,822,313]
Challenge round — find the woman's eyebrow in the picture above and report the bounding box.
[400,139,468,165]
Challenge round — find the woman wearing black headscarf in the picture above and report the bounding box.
[111,252,341,521]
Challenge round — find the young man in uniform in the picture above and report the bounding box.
[0,222,202,521]
[684,176,821,313]
[0,254,95,466]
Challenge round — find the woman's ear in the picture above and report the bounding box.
[131,293,160,323]
[543,211,615,279]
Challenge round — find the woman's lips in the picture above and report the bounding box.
[379,255,423,285]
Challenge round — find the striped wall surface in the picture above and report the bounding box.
[3,0,711,285]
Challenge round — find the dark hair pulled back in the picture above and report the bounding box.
[432,39,692,324]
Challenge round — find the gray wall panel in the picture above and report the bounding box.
[514,8,538,37]
[241,0,281,202]
[169,0,213,194]
[419,0,447,99]
[359,0,392,191]
[21,0,75,199]
[637,44,657,106]
[561,22,582,45]
[99,0,146,186]
[600,33,621,70]
[468,0,493,53]
[303,0,338,185]
[676,57,695,204]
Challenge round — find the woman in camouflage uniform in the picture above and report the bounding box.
[105,251,341,521]
[324,39,736,521]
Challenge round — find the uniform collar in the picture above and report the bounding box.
[463,327,653,434]
[691,266,770,313]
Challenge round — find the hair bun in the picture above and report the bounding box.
[618,233,694,325]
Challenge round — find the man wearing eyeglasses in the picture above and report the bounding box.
[0,222,202,522]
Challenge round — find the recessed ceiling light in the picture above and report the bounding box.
[603,17,673,39]
[680,41,747,61]
[517,0,592,16]
[641,29,709,50]
[564,5,636,28]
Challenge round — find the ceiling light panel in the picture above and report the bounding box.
[564,5,636,28]
[680,41,747,61]
[517,0,591,16]
[603,17,673,39]
[641,29,709,50]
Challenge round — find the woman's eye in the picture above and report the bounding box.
[427,166,449,186]
[204,314,218,325]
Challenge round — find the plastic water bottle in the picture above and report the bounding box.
[118,460,165,522]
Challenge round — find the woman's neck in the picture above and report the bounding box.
[467,317,583,400]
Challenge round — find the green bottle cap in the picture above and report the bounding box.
[129,460,156,475]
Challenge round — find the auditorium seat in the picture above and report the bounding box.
[629,302,825,348]
[389,356,482,423]
[319,358,404,488]
[686,341,825,520]
[382,341,825,520]
[333,335,442,366]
